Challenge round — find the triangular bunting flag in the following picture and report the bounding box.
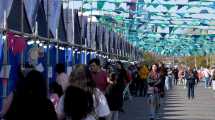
[165,5,173,10]
[200,22,208,26]
[97,1,105,10]
[200,10,208,14]
[114,2,121,8]
[152,4,159,8]
[211,2,215,9]
[177,13,185,17]
[192,35,200,40]
[177,5,184,10]
[160,33,167,38]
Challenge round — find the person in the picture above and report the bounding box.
[211,70,215,90]
[127,65,136,95]
[115,61,128,112]
[178,68,185,86]
[173,67,179,85]
[147,63,161,119]
[202,67,211,88]
[49,82,63,110]
[137,64,149,97]
[106,73,123,120]
[115,61,128,88]
[56,63,69,91]
[0,65,25,118]
[87,80,110,120]
[193,68,199,84]
[3,70,57,120]
[89,59,108,93]
[159,63,167,97]
[147,64,161,92]
[166,68,174,90]
[186,69,196,99]
[106,64,115,85]
[128,65,139,96]
[56,64,95,120]
[64,86,94,120]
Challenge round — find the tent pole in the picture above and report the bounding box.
[72,0,74,45]
[47,0,50,65]
[66,0,69,67]
[67,0,73,66]
[2,10,8,98]
[56,29,59,64]
[72,0,76,64]
[47,0,50,92]
[80,0,85,64]
[81,0,87,64]
[21,0,24,69]
[89,0,93,59]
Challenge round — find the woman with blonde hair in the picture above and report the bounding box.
[57,64,110,120]
[56,64,95,120]
[178,67,185,86]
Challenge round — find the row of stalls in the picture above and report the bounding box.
[0,0,142,109]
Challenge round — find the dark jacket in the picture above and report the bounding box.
[186,73,196,85]
[106,84,123,111]
[4,97,57,120]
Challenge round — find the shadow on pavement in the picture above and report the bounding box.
[160,92,187,120]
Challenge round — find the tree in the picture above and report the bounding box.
[143,52,161,66]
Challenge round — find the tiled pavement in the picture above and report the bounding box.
[120,82,215,120]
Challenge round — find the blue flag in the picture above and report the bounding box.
[43,0,61,38]
[24,0,40,29]
[0,0,13,28]
[0,34,3,60]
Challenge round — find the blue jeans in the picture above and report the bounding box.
[187,83,194,99]
[205,77,210,88]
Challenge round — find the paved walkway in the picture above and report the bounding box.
[120,82,215,120]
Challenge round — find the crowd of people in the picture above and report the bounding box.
[1,58,213,120]
[0,58,132,120]
[164,65,215,99]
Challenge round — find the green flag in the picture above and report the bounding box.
[97,1,105,10]
[165,4,174,10]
